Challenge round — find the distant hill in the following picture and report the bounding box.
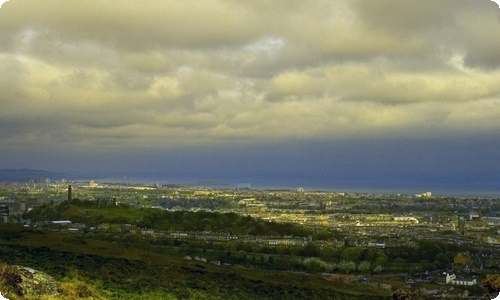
[0,169,70,182]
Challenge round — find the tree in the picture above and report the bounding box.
[358,261,371,273]
[301,242,321,257]
[393,258,408,271]
[313,230,332,241]
[320,245,342,261]
[374,250,389,266]
[235,250,247,260]
[303,258,323,273]
[341,247,364,263]
[417,240,443,262]
[276,244,292,256]
[338,260,356,274]
[373,264,383,273]
[303,258,335,273]
[453,252,471,265]
[434,253,451,269]
[364,249,377,262]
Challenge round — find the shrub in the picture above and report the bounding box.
[57,281,104,299]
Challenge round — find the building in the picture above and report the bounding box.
[0,205,9,223]
[0,205,9,216]
[95,197,117,207]
[237,183,251,190]
[469,208,482,221]
[415,191,432,198]
[0,198,39,214]
[445,273,476,286]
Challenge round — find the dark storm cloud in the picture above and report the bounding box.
[0,0,500,182]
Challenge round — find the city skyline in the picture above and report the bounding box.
[1,1,500,193]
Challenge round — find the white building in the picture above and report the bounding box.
[445,273,476,286]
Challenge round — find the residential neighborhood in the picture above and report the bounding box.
[0,180,499,299]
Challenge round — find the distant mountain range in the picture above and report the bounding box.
[0,169,71,182]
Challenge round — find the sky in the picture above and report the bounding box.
[1,0,500,193]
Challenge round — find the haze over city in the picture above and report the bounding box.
[1,0,500,194]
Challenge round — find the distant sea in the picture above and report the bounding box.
[93,175,500,198]
[2,169,498,197]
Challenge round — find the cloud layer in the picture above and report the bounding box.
[1,0,500,153]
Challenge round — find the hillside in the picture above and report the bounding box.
[0,225,390,300]
[26,199,313,237]
[0,201,393,299]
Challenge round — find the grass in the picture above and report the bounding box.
[59,206,152,225]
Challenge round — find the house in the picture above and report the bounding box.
[445,273,476,286]
[0,205,9,223]
[51,220,72,225]
[469,209,482,221]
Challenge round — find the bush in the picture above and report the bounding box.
[483,274,500,294]
[0,263,23,297]
[57,281,104,299]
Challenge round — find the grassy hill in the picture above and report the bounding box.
[0,201,392,299]
[26,199,313,236]
[0,225,390,299]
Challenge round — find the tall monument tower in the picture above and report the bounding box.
[68,185,72,201]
